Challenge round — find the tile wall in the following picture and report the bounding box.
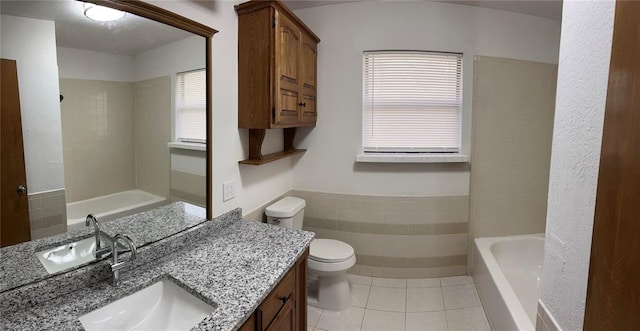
[170,170,206,207]
[293,190,470,278]
[59,79,135,203]
[60,76,172,204]
[169,147,207,208]
[134,76,171,198]
[469,56,557,269]
[28,189,67,240]
[536,301,561,331]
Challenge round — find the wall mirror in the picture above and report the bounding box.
[0,0,216,291]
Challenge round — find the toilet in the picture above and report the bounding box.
[266,197,356,310]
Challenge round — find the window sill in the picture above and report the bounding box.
[355,153,469,163]
[167,142,206,152]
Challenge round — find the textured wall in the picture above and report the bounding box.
[540,1,615,330]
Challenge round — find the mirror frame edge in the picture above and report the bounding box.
[83,0,217,220]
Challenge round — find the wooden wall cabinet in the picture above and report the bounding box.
[239,249,308,331]
[235,0,319,165]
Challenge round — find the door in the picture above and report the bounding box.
[584,2,640,329]
[299,33,317,125]
[1,59,31,247]
[274,11,301,126]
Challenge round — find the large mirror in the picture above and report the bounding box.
[0,0,215,290]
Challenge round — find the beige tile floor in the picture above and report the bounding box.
[307,275,491,331]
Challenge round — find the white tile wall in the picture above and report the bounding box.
[469,56,557,270]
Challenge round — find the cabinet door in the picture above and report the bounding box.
[238,313,256,331]
[274,12,301,126]
[257,267,295,330]
[265,299,295,331]
[299,33,317,125]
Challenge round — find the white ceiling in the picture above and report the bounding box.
[1,0,560,55]
[283,0,562,20]
[0,1,194,55]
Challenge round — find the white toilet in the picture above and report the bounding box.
[266,196,356,310]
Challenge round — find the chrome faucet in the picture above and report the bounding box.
[110,234,137,286]
[85,214,111,258]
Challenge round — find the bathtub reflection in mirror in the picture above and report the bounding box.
[0,0,210,263]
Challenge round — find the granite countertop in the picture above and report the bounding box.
[0,216,314,331]
[0,202,208,292]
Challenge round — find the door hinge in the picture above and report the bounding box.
[272,17,276,28]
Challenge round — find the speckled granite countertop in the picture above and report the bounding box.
[0,202,208,292]
[0,214,314,331]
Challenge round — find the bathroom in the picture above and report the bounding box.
[0,0,637,331]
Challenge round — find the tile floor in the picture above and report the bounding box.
[307,275,491,331]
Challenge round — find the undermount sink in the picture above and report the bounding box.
[36,236,109,274]
[79,278,216,331]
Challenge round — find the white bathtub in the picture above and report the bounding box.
[67,189,167,231]
[473,233,544,331]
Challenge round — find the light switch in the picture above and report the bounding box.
[223,181,235,202]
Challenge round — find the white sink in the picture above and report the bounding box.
[79,279,216,331]
[36,237,106,274]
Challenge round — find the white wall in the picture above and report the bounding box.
[1,15,65,193]
[57,35,204,83]
[291,2,561,195]
[134,35,204,82]
[541,1,615,330]
[57,47,135,82]
[135,34,204,149]
[145,0,293,217]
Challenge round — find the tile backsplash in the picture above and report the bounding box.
[28,189,67,240]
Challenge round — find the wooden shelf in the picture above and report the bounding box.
[239,149,306,165]
[239,128,306,165]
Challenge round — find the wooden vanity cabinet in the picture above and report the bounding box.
[235,1,319,165]
[239,249,308,331]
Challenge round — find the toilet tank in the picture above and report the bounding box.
[265,197,306,230]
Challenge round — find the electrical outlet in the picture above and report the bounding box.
[223,181,235,202]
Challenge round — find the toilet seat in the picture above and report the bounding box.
[309,239,354,263]
[308,239,356,273]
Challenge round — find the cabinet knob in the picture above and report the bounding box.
[298,102,306,107]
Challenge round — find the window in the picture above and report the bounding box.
[176,69,206,143]
[362,51,462,153]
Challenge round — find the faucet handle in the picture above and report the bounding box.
[112,234,137,262]
[110,234,137,287]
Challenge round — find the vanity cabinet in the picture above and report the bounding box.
[239,249,308,331]
[235,0,319,165]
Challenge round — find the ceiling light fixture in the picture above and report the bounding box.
[83,3,125,22]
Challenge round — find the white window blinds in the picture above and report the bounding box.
[176,69,206,142]
[362,51,462,152]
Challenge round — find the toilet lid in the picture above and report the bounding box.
[310,239,354,263]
